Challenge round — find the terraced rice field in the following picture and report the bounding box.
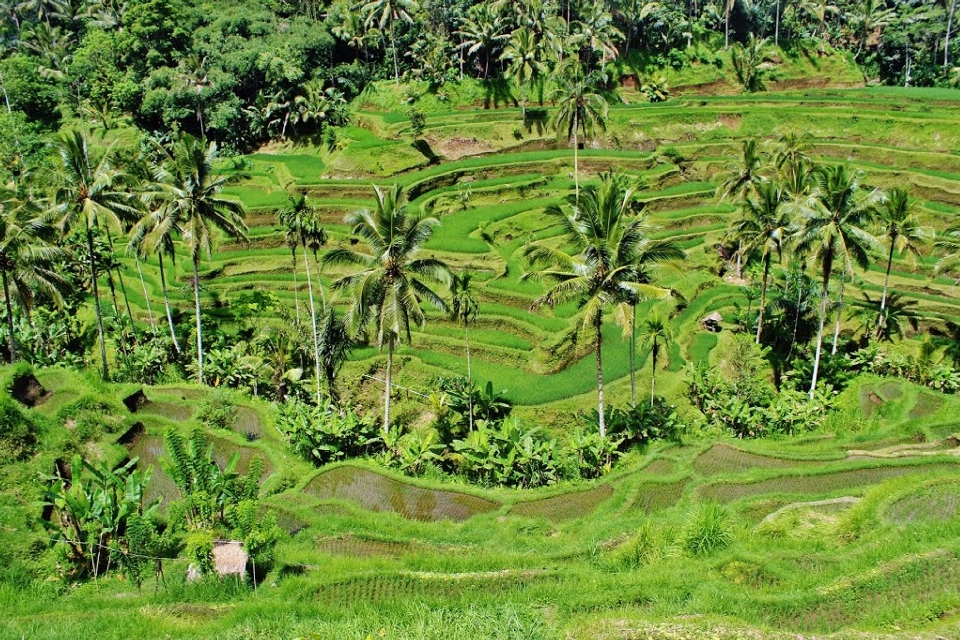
[108,89,960,422]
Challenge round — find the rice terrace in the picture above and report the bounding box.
[3,1,960,638]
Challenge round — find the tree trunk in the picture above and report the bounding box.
[878,239,895,337]
[650,341,658,408]
[2,268,17,362]
[465,319,474,432]
[303,244,322,405]
[788,273,803,362]
[384,339,393,433]
[946,0,957,69]
[158,251,180,353]
[725,0,730,49]
[573,111,580,203]
[192,257,203,384]
[291,248,301,325]
[134,254,157,335]
[630,304,637,407]
[391,20,400,83]
[775,0,781,47]
[831,273,845,355]
[87,226,110,380]
[809,257,832,400]
[755,256,770,344]
[594,311,606,438]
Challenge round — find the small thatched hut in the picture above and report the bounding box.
[212,540,248,579]
[701,311,723,332]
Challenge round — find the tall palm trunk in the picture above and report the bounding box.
[303,243,322,405]
[390,21,400,83]
[755,256,770,343]
[947,0,957,70]
[775,0,781,47]
[86,226,109,380]
[384,339,393,433]
[158,251,180,353]
[465,318,474,432]
[879,240,896,313]
[573,111,580,203]
[594,311,606,437]
[831,272,845,355]
[192,257,203,384]
[650,339,659,408]
[2,268,17,362]
[134,254,157,335]
[630,304,637,406]
[809,253,833,399]
[106,232,135,335]
[291,247,301,325]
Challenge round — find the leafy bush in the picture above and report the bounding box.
[588,398,684,450]
[114,339,169,385]
[382,429,442,477]
[278,400,381,466]
[448,419,564,489]
[196,391,239,431]
[567,427,622,479]
[43,456,159,579]
[684,502,734,556]
[0,398,41,461]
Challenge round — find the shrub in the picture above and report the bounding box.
[0,398,41,461]
[684,502,734,556]
[278,399,381,466]
[196,391,239,431]
[449,419,564,489]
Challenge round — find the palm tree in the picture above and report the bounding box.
[730,180,791,343]
[638,313,674,407]
[278,193,327,404]
[323,184,451,433]
[718,138,765,278]
[523,172,678,437]
[501,27,545,120]
[50,130,136,380]
[449,270,480,431]
[935,224,960,281]
[875,188,929,336]
[0,180,66,361]
[794,165,880,398]
[551,60,609,203]
[163,135,247,384]
[361,0,420,83]
[458,3,509,79]
[129,200,182,355]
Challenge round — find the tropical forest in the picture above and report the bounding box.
[2,0,960,637]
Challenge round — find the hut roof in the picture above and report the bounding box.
[702,311,723,323]
[212,540,248,578]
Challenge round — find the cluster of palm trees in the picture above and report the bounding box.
[721,133,957,398]
[0,129,247,384]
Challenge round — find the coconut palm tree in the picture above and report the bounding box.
[718,138,765,278]
[129,199,182,354]
[874,188,929,335]
[794,164,880,398]
[361,0,420,83]
[501,27,545,120]
[523,172,678,437]
[0,180,66,361]
[730,179,792,343]
[278,193,326,404]
[551,59,609,203]
[935,224,960,281]
[458,2,509,79]
[50,130,137,380]
[162,135,247,384]
[638,313,674,407]
[449,270,480,431]
[323,184,450,433]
